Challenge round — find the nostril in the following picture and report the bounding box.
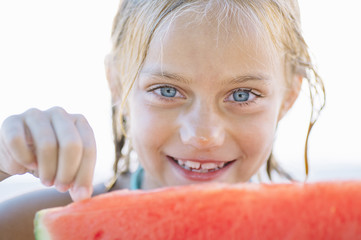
[199,136,208,142]
[195,136,212,147]
[181,134,224,149]
[179,117,226,149]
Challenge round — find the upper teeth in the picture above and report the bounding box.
[177,159,226,170]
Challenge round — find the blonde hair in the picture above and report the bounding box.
[106,0,325,185]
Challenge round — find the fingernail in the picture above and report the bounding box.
[42,180,53,187]
[72,187,90,202]
[56,184,70,193]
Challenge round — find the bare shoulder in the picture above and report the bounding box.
[0,173,131,240]
[0,182,107,240]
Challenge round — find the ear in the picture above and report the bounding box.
[104,54,121,104]
[278,74,303,121]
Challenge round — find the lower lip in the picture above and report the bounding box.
[167,156,236,181]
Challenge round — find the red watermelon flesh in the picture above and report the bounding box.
[34,181,361,240]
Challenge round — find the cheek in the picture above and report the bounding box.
[130,108,157,151]
[128,100,176,159]
[232,105,280,161]
[244,123,274,157]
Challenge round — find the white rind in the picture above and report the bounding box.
[34,209,54,240]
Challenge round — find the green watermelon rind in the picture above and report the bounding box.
[34,209,53,240]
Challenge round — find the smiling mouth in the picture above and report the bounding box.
[169,156,235,173]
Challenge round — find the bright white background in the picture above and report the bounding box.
[0,0,360,203]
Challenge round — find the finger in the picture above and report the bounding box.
[1,115,36,170]
[24,108,58,186]
[47,107,83,192]
[69,114,97,201]
[0,133,28,175]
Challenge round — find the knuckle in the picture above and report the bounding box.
[24,108,47,123]
[73,114,86,122]
[73,114,92,128]
[25,108,42,116]
[2,115,20,128]
[73,114,91,127]
[1,116,21,137]
[47,106,67,115]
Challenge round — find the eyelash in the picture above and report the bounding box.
[147,84,184,102]
[148,85,263,106]
[225,88,263,107]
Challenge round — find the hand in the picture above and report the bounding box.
[0,107,97,201]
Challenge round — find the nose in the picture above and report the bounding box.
[179,104,226,149]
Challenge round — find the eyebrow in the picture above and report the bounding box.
[140,70,270,85]
[227,74,270,85]
[140,71,191,84]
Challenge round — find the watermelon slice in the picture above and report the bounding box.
[34,181,361,240]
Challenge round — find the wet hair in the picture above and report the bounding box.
[106,0,325,186]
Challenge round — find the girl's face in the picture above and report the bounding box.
[128,13,299,189]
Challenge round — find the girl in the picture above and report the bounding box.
[0,0,325,238]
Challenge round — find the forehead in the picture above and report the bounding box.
[142,9,283,80]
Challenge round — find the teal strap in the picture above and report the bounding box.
[130,166,144,190]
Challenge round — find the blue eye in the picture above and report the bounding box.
[160,87,177,97]
[225,88,261,104]
[232,90,250,102]
[149,85,184,100]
